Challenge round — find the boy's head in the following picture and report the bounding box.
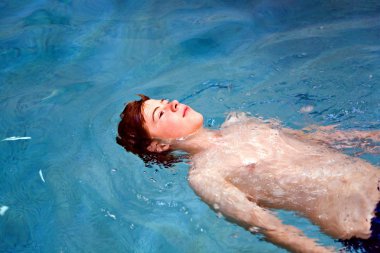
[116,94,203,167]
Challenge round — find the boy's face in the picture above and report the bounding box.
[142,99,204,139]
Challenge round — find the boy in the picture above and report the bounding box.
[117,95,380,252]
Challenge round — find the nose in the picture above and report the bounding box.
[169,100,179,112]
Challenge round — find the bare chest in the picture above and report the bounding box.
[193,127,379,208]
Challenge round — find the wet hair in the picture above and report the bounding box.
[116,94,187,168]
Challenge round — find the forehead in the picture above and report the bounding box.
[142,99,161,123]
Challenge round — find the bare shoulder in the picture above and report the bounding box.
[187,162,225,200]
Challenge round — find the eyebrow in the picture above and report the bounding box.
[152,99,165,122]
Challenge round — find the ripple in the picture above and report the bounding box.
[23,9,70,26]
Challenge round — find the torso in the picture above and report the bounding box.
[190,113,380,239]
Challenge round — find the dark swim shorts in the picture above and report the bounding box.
[340,202,380,253]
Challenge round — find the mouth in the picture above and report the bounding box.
[183,106,188,117]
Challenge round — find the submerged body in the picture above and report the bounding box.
[185,113,380,251]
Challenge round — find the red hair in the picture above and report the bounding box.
[117,94,151,153]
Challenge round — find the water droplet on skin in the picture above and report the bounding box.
[213,203,220,210]
[249,226,259,233]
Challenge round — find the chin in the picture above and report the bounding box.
[198,114,204,125]
[192,112,204,126]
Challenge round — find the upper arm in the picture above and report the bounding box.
[283,126,380,154]
[188,171,281,230]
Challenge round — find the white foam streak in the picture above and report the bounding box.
[0,206,9,216]
[106,211,116,220]
[39,170,45,183]
[2,136,31,141]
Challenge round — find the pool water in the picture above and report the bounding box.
[1,0,379,252]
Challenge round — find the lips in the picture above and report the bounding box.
[183,106,188,117]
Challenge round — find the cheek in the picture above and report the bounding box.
[162,119,183,135]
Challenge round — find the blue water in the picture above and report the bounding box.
[1,0,379,252]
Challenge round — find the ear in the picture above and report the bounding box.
[146,140,170,153]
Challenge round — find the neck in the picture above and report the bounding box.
[170,127,220,155]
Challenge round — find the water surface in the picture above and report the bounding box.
[1,0,379,252]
